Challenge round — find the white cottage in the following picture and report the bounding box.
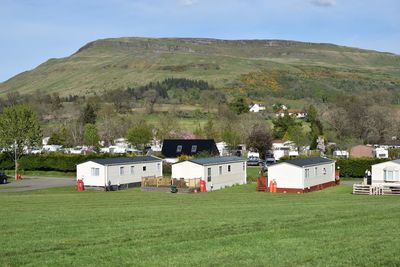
[77,156,163,188]
[172,156,247,191]
[371,160,400,186]
[267,157,336,193]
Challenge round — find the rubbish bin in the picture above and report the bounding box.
[170,184,178,193]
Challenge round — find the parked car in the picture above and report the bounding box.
[0,172,8,184]
[247,156,263,166]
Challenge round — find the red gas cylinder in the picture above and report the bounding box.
[76,179,84,192]
[200,180,206,192]
[273,180,277,193]
[269,180,274,193]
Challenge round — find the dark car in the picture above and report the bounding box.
[0,172,8,184]
[247,157,263,166]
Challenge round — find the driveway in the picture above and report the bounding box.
[0,176,75,192]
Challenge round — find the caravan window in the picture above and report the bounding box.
[219,166,222,175]
[119,167,124,175]
[130,166,134,175]
[176,145,182,153]
[207,167,211,182]
[384,170,399,182]
[91,168,99,176]
[191,145,197,153]
[228,165,231,172]
[305,168,310,178]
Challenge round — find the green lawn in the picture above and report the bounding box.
[1,184,400,266]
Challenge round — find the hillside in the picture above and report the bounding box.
[1,37,400,98]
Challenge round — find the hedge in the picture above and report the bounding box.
[335,158,390,178]
[0,153,126,173]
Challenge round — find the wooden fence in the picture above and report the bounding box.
[142,176,171,188]
[141,176,201,189]
[353,184,400,196]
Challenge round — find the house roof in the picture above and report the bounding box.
[161,139,219,158]
[280,156,334,168]
[88,156,161,166]
[188,156,245,166]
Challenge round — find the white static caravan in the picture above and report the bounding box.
[77,156,163,188]
[172,156,247,191]
[267,157,336,193]
[371,160,400,186]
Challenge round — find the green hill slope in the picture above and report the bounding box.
[1,37,399,97]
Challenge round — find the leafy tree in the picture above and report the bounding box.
[221,127,241,152]
[83,123,100,147]
[286,125,310,152]
[272,111,301,139]
[127,123,153,151]
[203,116,219,139]
[80,103,97,124]
[247,123,273,159]
[228,97,249,115]
[0,105,42,179]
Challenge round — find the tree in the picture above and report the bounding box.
[127,123,153,151]
[228,97,249,115]
[143,89,159,114]
[155,113,181,141]
[272,111,301,139]
[0,105,42,180]
[221,127,241,153]
[83,123,100,147]
[80,103,97,124]
[247,123,273,159]
[286,125,310,152]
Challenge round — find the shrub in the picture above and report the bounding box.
[2,153,124,173]
[335,157,390,178]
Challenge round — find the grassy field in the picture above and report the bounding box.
[1,184,400,266]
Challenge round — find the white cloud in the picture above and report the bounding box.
[180,0,199,6]
[310,0,336,7]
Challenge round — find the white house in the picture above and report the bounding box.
[373,147,389,159]
[267,156,336,193]
[333,150,349,158]
[276,109,307,119]
[77,156,163,189]
[371,160,400,186]
[272,140,299,160]
[172,156,247,191]
[249,104,266,113]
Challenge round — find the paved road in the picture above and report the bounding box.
[0,176,75,193]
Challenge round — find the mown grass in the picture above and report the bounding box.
[1,184,400,266]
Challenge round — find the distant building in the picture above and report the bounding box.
[371,159,400,186]
[172,156,246,191]
[333,150,349,158]
[267,156,337,193]
[276,109,307,119]
[373,147,389,159]
[77,156,162,189]
[350,145,374,158]
[161,139,219,163]
[272,140,299,160]
[249,104,266,113]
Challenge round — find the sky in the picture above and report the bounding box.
[0,0,399,82]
